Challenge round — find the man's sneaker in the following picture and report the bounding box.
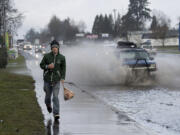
[47,106,52,113]
[54,115,60,121]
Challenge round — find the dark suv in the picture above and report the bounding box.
[115,41,157,78]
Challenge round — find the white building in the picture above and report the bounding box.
[128,30,179,47]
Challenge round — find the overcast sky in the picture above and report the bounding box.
[14,0,180,38]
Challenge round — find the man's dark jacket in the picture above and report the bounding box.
[40,51,66,82]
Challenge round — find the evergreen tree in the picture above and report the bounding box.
[121,13,137,38]
[122,0,151,33]
[48,15,62,40]
[98,14,104,33]
[63,18,79,41]
[150,15,158,31]
[92,14,114,35]
[103,14,109,33]
[92,15,99,34]
[107,14,114,34]
[25,28,39,44]
[39,29,51,43]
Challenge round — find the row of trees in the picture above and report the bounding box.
[25,16,82,44]
[92,0,151,38]
[26,0,173,45]
[92,0,172,42]
[92,14,114,35]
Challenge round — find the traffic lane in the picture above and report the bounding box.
[79,84,180,135]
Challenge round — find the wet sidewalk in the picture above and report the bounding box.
[58,83,157,135]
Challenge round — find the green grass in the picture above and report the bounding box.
[8,55,25,64]
[5,55,29,76]
[0,56,45,135]
[155,46,180,54]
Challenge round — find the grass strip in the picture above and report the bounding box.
[155,46,180,54]
[0,56,45,135]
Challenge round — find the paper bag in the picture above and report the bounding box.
[64,87,74,101]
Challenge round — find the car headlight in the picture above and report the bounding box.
[35,54,39,58]
[150,64,156,68]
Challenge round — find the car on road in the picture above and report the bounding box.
[23,42,32,50]
[116,41,157,80]
[141,44,157,56]
[35,45,42,53]
[141,40,157,55]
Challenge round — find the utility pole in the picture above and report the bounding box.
[179,22,180,51]
[1,0,8,48]
[0,0,3,47]
[113,9,117,25]
[0,0,6,47]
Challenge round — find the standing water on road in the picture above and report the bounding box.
[63,44,180,135]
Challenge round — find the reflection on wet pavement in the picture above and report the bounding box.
[116,112,135,125]
[46,119,60,135]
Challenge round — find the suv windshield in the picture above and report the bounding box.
[120,50,149,60]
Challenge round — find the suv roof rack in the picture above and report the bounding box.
[117,41,137,48]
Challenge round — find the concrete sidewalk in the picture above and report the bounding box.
[58,83,157,135]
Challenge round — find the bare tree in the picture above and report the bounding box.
[0,0,23,45]
[151,10,171,47]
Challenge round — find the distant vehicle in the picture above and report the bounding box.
[17,39,25,45]
[141,45,157,55]
[23,42,32,50]
[41,47,47,54]
[35,45,42,53]
[117,41,137,48]
[115,41,157,79]
[17,43,24,50]
[41,44,46,49]
[141,40,157,55]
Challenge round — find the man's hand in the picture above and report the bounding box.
[61,80,65,88]
[61,80,65,84]
[48,63,54,69]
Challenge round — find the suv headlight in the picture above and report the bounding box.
[150,64,156,68]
